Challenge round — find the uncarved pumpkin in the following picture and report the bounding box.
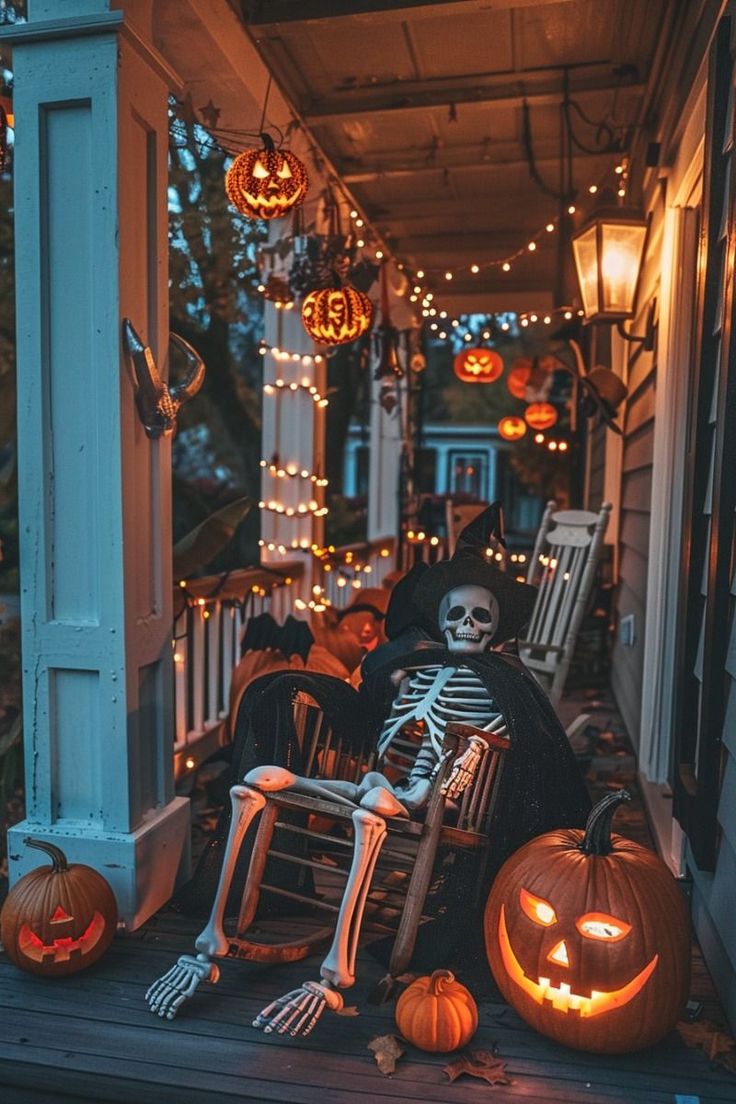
[395,969,478,1052]
[484,791,690,1053]
[1,838,118,977]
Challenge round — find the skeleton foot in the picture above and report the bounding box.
[145,953,220,1020]
[253,980,344,1037]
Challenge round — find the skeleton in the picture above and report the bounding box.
[146,584,508,1034]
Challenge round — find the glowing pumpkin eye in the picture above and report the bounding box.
[253,161,269,179]
[520,888,557,926]
[277,161,292,179]
[50,906,72,922]
[576,912,631,941]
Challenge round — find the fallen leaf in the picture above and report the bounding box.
[443,1049,511,1086]
[335,1004,359,1017]
[677,1019,735,1059]
[713,1048,736,1075]
[368,1033,405,1076]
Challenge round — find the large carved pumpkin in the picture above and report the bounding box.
[498,416,528,441]
[395,970,478,1052]
[524,402,558,431]
[484,792,690,1053]
[453,347,503,384]
[301,286,373,346]
[225,141,308,220]
[1,838,118,977]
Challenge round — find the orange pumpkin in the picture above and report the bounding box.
[484,791,690,1053]
[225,141,308,220]
[453,347,503,383]
[395,970,478,1052]
[498,416,528,441]
[301,286,372,346]
[1,838,118,977]
[524,402,558,430]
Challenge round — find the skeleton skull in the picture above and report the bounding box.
[440,585,498,653]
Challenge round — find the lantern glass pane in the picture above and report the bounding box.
[572,225,599,318]
[599,222,647,316]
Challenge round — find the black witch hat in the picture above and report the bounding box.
[413,502,538,645]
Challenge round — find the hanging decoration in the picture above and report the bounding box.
[524,402,559,431]
[0,93,10,175]
[1,838,118,977]
[498,416,528,442]
[374,260,402,380]
[301,285,372,346]
[484,791,690,1054]
[506,357,555,402]
[225,133,308,220]
[453,347,504,384]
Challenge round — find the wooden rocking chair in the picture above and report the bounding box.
[520,501,611,707]
[223,698,510,982]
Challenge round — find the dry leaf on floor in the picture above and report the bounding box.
[443,1049,511,1085]
[335,1004,359,1017]
[368,1033,405,1075]
[677,1019,736,1060]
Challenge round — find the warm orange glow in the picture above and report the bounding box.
[520,888,557,926]
[301,287,372,346]
[498,416,528,441]
[577,913,632,942]
[547,939,570,966]
[453,348,504,384]
[525,402,558,431]
[18,912,107,964]
[497,905,658,1017]
[225,147,308,220]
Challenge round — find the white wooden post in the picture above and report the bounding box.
[4,0,189,928]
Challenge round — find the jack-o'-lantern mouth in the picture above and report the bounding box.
[498,905,658,1017]
[241,191,302,212]
[18,911,107,964]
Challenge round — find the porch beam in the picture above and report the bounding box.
[344,146,616,185]
[302,70,644,125]
[244,0,575,29]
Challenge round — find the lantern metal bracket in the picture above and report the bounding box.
[615,298,657,352]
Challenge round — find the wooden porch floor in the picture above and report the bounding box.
[1,689,735,1103]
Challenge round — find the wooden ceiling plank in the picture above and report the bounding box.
[244,0,576,32]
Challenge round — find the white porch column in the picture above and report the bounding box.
[4,0,189,927]
[260,301,326,605]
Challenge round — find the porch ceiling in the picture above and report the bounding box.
[235,0,670,310]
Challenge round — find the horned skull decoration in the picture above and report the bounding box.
[123,319,205,439]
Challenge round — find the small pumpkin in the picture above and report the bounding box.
[453,347,503,383]
[395,969,478,1052]
[484,791,690,1053]
[498,415,528,441]
[1,838,118,977]
[301,285,373,346]
[524,402,558,431]
[225,136,308,221]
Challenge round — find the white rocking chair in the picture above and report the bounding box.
[520,501,611,707]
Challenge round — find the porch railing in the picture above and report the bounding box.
[172,562,304,774]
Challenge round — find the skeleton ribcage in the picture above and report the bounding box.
[377,665,504,784]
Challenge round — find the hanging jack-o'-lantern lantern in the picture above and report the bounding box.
[453,347,504,384]
[225,137,308,221]
[484,791,690,1053]
[524,402,558,431]
[1,838,118,977]
[301,286,373,346]
[507,356,556,401]
[498,416,528,441]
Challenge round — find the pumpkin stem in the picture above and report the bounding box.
[24,837,69,873]
[580,790,631,855]
[428,969,455,995]
[260,132,276,153]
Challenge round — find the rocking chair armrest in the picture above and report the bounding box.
[444,721,511,754]
[518,640,565,654]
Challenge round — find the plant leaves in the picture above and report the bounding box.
[173,496,253,578]
[443,1050,511,1086]
[368,1033,405,1076]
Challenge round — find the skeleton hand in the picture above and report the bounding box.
[253,980,344,1037]
[145,953,220,1020]
[442,735,487,799]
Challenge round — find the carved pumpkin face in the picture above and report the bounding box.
[225,148,308,220]
[498,416,528,441]
[524,402,558,430]
[453,348,503,383]
[1,839,118,977]
[301,286,373,346]
[484,793,690,1053]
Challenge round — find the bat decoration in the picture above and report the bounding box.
[122,319,206,439]
[241,613,314,664]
